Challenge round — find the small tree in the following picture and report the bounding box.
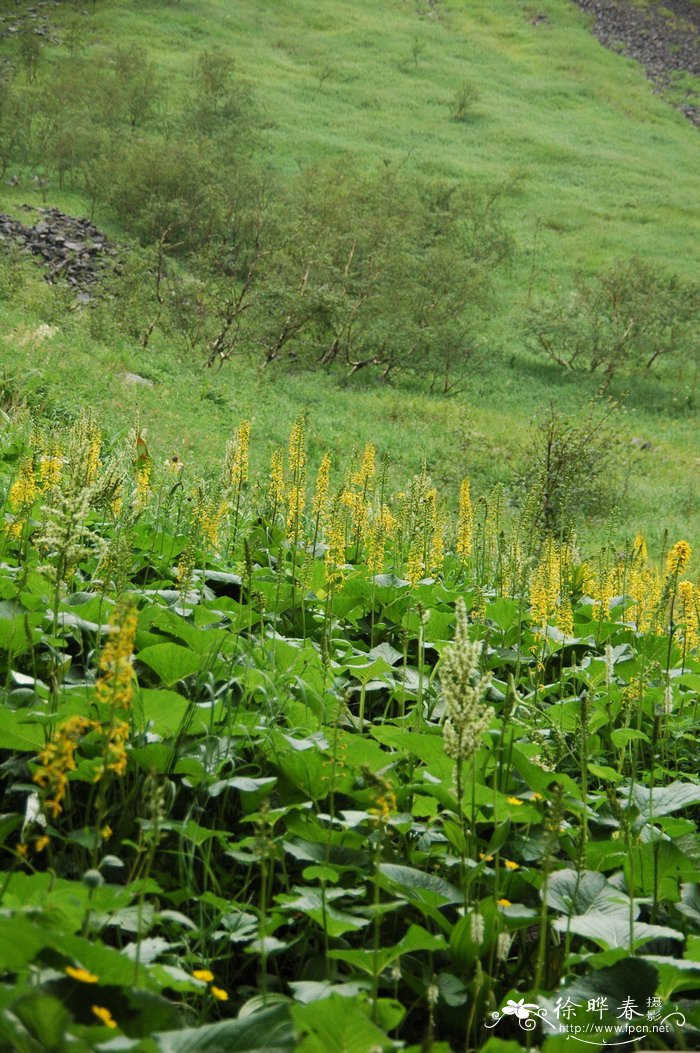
[514,400,626,537]
[527,259,699,384]
[451,80,479,121]
[108,44,161,129]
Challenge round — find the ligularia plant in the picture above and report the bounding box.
[441,596,493,764]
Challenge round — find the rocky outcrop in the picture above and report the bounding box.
[0,206,117,296]
[571,0,700,125]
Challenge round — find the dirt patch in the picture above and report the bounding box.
[571,0,700,124]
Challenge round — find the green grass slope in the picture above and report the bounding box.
[0,0,698,548]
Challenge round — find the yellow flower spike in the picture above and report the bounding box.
[193,969,215,983]
[506,796,523,806]
[8,457,37,511]
[38,442,63,492]
[678,580,700,650]
[456,477,473,561]
[65,966,99,984]
[211,985,229,1001]
[33,715,98,818]
[312,453,331,527]
[504,859,520,871]
[351,442,376,491]
[666,540,692,577]
[406,540,423,588]
[268,448,285,509]
[228,420,251,491]
[95,602,138,713]
[324,503,346,587]
[529,537,561,630]
[91,1005,117,1029]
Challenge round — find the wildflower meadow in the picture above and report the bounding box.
[0,412,697,1051]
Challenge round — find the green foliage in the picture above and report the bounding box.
[515,400,626,537]
[0,413,696,1049]
[526,258,700,382]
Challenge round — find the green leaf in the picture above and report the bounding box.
[624,841,698,899]
[0,707,44,751]
[279,888,369,938]
[378,864,462,906]
[137,644,203,686]
[292,994,392,1053]
[153,1004,295,1052]
[12,993,71,1052]
[554,912,682,951]
[610,728,650,749]
[0,916,49,971]
[546,870,632,917]
[0,601,36,655]
[629,782,700,819]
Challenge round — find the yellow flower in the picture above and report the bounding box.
[38,443,63,492]
[91,1005,117,1029]
[102,718,129,777]
[228,420,251,491]
[268,448,285,509]
[530,537,561,630]
[33,715,98,817]
[666,540,692,577]
[368,786,397,826]
[95,602,138,712]
[428,498,447,577]
[478,852,494,862]
[531,792,543,802]
[312,453,331,527]
[288,415,306,478]
[34,835,50,853]
[286,484,306,537]
[456,477,473,561]
[85,425,102,485]
[504,859,519,871]
[406,539,423,588]
[351,442,375,491]
[193,969,215,983]
[198,496,229,550]
[8,457,37,511]
[135,462,151,512]
[324,504,346,587]
[101,825,113,841]
[497,898,512,908]
[211,985,228,1001]
[678,580,699,650]
[65,966,99,984]
[16,842,28,859]
[366,519,385,576]
[506,796,523,806]
[111,485,123,519]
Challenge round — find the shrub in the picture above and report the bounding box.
[451,79,479,121]
[514,400,626,537]
[527,258,700,384]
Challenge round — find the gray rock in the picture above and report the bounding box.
[121,372,155,388]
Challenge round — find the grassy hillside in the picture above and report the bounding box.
[0,0,698,549]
